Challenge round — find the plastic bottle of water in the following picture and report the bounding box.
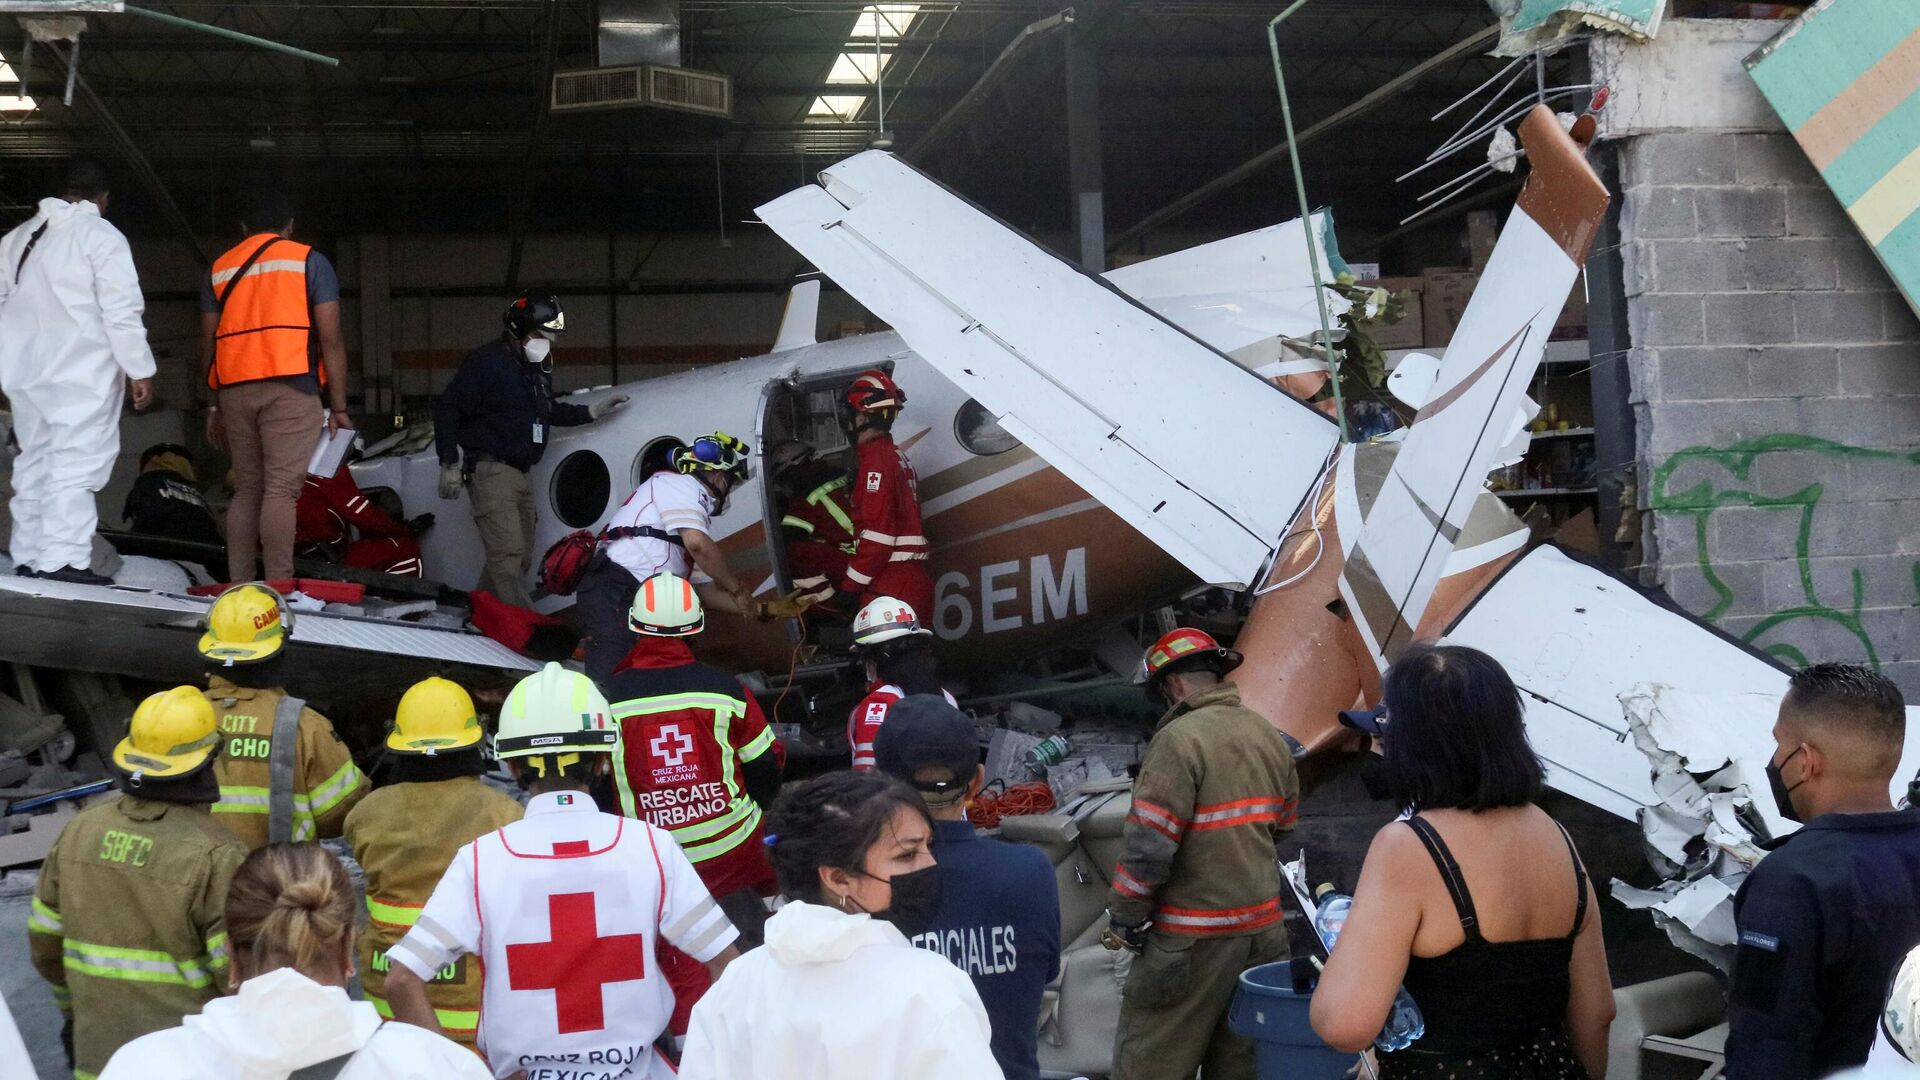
[1312,884,1426,1052]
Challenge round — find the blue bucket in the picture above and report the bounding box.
[1228,962,1363,1080]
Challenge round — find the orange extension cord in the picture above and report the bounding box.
[967,781,1056,829]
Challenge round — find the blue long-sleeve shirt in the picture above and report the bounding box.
[434,338,590,471]
[910,819,1062,1080]
[1727,808,1920,1079]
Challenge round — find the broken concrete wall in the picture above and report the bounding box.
[1601,20,1920,694]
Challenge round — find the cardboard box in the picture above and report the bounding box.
[1421,268,1480,348]
[1358,276,1425,350]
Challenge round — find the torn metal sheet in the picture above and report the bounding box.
[0,576,539,703]
[1103,212,1353,371]
[1443,546,1794,819]
[1747,0,1920,316]
[1610,683,1782,972]
[1341,106,1608,667]
[757,151,1341,592]
[1487,0,1665,57]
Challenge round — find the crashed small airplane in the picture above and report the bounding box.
[1,104,1912,819]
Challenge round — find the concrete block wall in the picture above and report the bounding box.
[1618,126,1920,694]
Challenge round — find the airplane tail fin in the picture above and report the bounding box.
[1338,105,1609,668]
[771,279,821,353]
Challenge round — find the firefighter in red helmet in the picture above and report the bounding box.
[833,369,932,620]
[1104,627,1301,1080]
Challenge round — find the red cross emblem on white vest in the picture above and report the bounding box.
[505,890,648,1033]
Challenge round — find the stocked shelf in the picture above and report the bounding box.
[1531,426,1595,440]
[1494,487,1598,498]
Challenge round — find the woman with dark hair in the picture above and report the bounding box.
[1309,645,1615,1078]
[679,771,1003,1080]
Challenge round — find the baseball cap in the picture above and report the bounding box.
[872,694,980,799]
[1338,705,1388,736]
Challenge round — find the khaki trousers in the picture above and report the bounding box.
[221,380,318,582]
[469,460,535,607]
[1113,925,1289,1080]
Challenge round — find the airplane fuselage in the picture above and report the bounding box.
[354,331,1188,674]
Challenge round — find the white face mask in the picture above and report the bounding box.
[523,336,552,366]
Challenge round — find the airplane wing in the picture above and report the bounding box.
[1103,214,1352,370]
[757,152,1341,590]
[1340,105,1610,664]
[0,576,541,702]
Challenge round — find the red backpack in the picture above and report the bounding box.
[538,525,684,596]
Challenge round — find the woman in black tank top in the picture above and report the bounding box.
[1308,645,1615,1078]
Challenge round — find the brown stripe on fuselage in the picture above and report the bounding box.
[1513,104,1611,265]
[1416,546,1522,639]
[916,445,1038,504]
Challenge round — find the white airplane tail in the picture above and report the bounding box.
[1339,105,1609,667]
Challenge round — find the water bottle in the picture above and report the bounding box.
[1311,884,1426,1052]
[1024,735,1071,772]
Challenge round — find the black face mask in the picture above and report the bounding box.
[856,864,944,938]
[1767,745,1806,825]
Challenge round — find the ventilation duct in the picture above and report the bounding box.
[598,0,680,68]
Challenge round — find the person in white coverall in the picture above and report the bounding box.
[0,159,155,585]
[680,771,1003,1080]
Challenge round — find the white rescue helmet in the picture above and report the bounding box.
[495,662,618,761]
[629,571,704,636]
[852,595,931,652]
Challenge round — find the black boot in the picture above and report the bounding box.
[40,565,113,586]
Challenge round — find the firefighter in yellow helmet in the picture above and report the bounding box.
[198,582,368,849]
[29,687,249,1078]
[343,676,522,1048]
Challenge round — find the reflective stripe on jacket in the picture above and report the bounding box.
[207,233,320,389]
[603,646,779,896]
[205,676,368,850]
[29,795,247,1078]
[843,435,929,591]
[343,774,522,1046]
[1107,683,1300,936]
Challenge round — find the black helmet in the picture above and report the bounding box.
[503,291,566,339]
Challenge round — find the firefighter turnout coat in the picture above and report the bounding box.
[343,775,523,1046]
[387,791,741,1080]
[205,676,369,850]
[29,795,248,1079]
[843,435,932,618]
[604,638,781,899]
[1107,683,1299,937]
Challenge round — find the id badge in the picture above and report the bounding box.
[532,422,546,445]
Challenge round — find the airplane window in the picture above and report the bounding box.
[955,398,1020,456]
[633,437,686,488]
[550,450,612,528]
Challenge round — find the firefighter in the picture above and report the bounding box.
[834,370,932,619]
[846,596,954,771]
[29,686,248,1078]
[343,676,523,1049]
[600,572,783,1035]
[197,582,369,849]
[770,440,856,604]
[1103,627,1302,1080]
[296,462,432,577]
[384,662,741,1078]
[122,443,223,549]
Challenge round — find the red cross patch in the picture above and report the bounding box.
[506,891,648,1033]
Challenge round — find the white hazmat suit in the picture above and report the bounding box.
[0,196,155,573]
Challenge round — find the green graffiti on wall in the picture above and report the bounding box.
[1648,434,1920,669]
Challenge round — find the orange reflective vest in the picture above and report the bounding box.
[207,232,323,389]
